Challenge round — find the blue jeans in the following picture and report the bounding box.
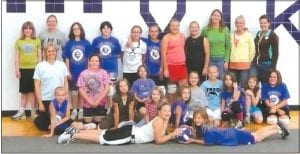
[256,62,272,84]
[210,57,225,79]
[230,69,249,89]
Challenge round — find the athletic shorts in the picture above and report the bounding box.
[19,69,35,93]
[267,107,290,117]
[235,129,255,145]
[135,102,145,112]
[83,106,107,117]
[99,125,134,145]
[168,65,187,82]
[68,79,79,91]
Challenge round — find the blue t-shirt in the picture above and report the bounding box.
[171,101,189,126]
[63,39,91,82]
[91,36,121,79]
[221,86,246,112]
[261,83,290,110]
[200,80,223,110]
[142,37,161,76]
[196,124,254,146]
[131,78,155,99]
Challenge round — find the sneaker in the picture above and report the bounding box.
[77,110,83,121]
[58,126,77,144]
[235,121,245,129]
[70,110,77,120]
[84,123,97,130]
[58,133,73,144]
[277,122,289,139]
[64,126,77,134]
[11,111,26,120]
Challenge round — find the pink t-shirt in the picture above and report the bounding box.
[77,69,110,108]
[145,101,158,121]
[166,34,185,65]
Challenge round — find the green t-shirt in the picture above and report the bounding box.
[202,26,231,62]
[15,38,41,68]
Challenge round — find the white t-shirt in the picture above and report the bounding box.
[33,60,69,100]
[122,40,147,73]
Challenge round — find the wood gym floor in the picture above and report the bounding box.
[2,111,299,137]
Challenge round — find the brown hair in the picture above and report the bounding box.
[20,21,36,40]
[222,71,237,92]
[176,85,191,103]
[244,76,260,97]
[192,107,211,128]
[268,69,282,86]
[207,9,226,32]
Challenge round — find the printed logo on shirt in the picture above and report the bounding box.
[22,44,34,54]
[269,94,279,105]
[100,44,112,57]
[86,75,101,95]
[72,48,84,61]
[150,48,160,61]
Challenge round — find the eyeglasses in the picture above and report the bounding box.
[47,20,57,23]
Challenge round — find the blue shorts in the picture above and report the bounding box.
[250,105,262,114]
[235,129,255,145]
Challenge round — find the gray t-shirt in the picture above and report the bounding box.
[188,86,208,117]
[39,29,66,61]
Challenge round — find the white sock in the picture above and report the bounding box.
[276,125,283,134]
[20,107,25,113]
[72,109,77,113]
[78,108,83,112]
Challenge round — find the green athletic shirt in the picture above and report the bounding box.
[202,26,231,62]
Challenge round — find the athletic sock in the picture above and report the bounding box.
[20,107,25,113]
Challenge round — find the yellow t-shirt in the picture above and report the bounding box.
[15,38,41,69]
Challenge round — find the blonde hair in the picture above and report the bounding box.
[235,15,248,31]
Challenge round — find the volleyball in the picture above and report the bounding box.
[176,126,192,143]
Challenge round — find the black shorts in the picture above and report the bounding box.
[83,106,107,117]
[19,69,35,93]
[123,73,138,88]
[267,107,290,118]
[135,102,145,111]
[100,125,133,145]
[149,75,166,86]
[68,79,79,91]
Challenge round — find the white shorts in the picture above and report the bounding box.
[206,108,221,120]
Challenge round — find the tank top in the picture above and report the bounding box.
[52,99,68,118]
[166,34,185,65]
[133,117,165,143]
[185,36,205,68]
[112,93,134,122]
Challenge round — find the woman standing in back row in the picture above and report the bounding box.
[185,21,210,84]
[202,9,231,80]
[229,15,255,88]
[251,14,279,84]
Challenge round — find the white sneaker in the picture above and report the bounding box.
[58,133,73,144]
[11,111,26,120]
[70,110,77,120]
[77,110,83,120]
[84,123,97,130]
[58,126,76,144]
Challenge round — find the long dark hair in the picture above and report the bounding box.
[68,22,86,40]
